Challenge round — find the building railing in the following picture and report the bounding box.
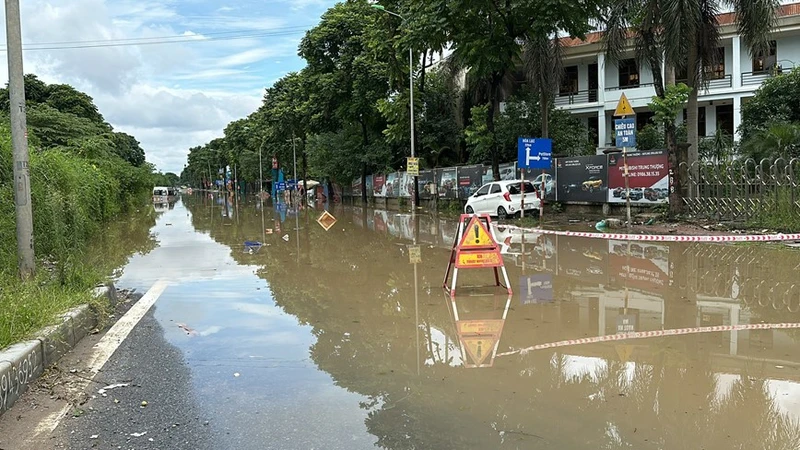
[676,74,733,90]
[604,82,655,91]
[741,71,773,86]
[554,89,598,106]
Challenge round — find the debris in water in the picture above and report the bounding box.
[176,323,198,336]
[90,435,99,439]
[98,383,129,396]
[141,401,148,408]
[234,372,240,377]
[130,431,148,437]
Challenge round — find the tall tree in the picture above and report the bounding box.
[430,0,603,179]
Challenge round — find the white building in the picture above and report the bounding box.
[554,2,800,150]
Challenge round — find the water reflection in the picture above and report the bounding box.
[178,197,800,449]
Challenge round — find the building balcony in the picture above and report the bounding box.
[676,74,733,90]
[554,89,598,106]
[741,71,774,86]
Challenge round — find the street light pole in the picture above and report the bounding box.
[5,0,34,278]
[372,4,417,213]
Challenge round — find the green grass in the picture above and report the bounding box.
[746,189,800,232]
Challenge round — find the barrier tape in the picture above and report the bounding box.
[496,322,800,357]
[499,225,800,243]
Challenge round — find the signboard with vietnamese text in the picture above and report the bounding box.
[614,118,636,148]
[607,150,669,204]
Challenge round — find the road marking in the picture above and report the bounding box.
[31,279,169,439]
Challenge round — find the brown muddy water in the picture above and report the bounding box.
[111,193,800,449]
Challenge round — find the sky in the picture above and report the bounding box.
[0,0,338,174]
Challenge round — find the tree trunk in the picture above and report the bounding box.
[540,87,549,138]
[488,75,501,181]
[301,136,308,206]
[686,38,700,174]
[667,125,684,215]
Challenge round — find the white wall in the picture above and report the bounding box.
[777,35,800,69]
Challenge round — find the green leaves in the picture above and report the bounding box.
[649,83,691,126]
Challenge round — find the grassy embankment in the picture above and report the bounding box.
[0,126,154,349]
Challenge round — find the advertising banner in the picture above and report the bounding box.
[482,162,517,185]
[438,168,458,199]
[418,170,435,200]
[607,240,670,292]
[523,166,557,201]
[457,165,483,198]
[556,155,608,203]
[366,175,374,197]
[373,174,386,197]
[352,178,362,197]
[399,172,414,198]
[385,173,399,197]
[607,150,669,204]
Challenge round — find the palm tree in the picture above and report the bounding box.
[522,31,564,139]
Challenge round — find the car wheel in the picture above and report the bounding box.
[497,206,508,220]
[466,205,475,214]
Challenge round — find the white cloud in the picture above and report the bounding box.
[0,0,334,173]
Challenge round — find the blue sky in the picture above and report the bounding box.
[0,0,338,173]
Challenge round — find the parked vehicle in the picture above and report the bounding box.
[531,173,555,195]
[153,186,169,203]
[464,180,541,219]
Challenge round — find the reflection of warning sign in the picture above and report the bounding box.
[317,211,337,231]
[462,336,496,366]
[615,345,634,362]
[458,217,494,248]
[457,319,503,335]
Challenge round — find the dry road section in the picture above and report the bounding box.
[0,279,168,449]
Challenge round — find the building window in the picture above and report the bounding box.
[716,104,734,137]
[560,66,579,94]
[704,48,725,80]
[753,41,777,73]
[618,59,639,88]
[699,107,706,137]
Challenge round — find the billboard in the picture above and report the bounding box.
[482,162,517,185]
[385,173,399,197]
[458,165,484,198]
[373,174,386,197]
[556,155,608,203]
[438,168,458,199]
[523,166,557,202]
[399,172,414,198]
[352,178,362,197]
[418,170,436,199]
[607,150,669,204]
[556,236,608,286]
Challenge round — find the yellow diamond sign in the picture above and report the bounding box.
[316,211,337,231]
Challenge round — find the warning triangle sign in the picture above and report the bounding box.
[458,217,496,249]
[462,336,496,366]
[615,344,634,362]
[614,93,634,116]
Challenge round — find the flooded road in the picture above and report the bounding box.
[65,195,800,448]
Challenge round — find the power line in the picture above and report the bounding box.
[0,27,311,52]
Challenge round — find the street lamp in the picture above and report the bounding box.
[371,4,417,211]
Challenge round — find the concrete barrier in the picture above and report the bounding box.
[0,285,114,416]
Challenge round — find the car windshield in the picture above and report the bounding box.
[506,182,537,195]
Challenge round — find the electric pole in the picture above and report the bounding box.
[5,0,34,278]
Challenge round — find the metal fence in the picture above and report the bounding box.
[680,158,800,221]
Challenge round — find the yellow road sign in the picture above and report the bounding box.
[407,157,419,176]
[458,216,495,248]
[316,211,337,231]
[457,319,504,335]
[614,93,634,117]
[462,336,496,366]
[615,344,634,362]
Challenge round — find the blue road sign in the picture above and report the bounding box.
[614,118,637,148]
[517,137,552,169]
[519,274,554,305]
[276,182,286,191]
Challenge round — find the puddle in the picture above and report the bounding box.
[110,194,800,449]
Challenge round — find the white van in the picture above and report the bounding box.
[153,186,169,203]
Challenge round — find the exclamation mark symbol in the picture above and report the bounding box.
[474,224,480,244]
[477,341,483,359]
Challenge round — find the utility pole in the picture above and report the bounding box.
[6,0,34,278]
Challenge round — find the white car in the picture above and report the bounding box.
[531,173,555,196]
[465,180,542,219]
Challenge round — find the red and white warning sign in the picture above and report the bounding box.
[443,214,512,298]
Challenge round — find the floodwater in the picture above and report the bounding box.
[113,193,800,449]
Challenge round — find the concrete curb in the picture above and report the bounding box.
[0,284,116,416]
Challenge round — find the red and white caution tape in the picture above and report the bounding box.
[500,225,800,243]
[497,322,800,357]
